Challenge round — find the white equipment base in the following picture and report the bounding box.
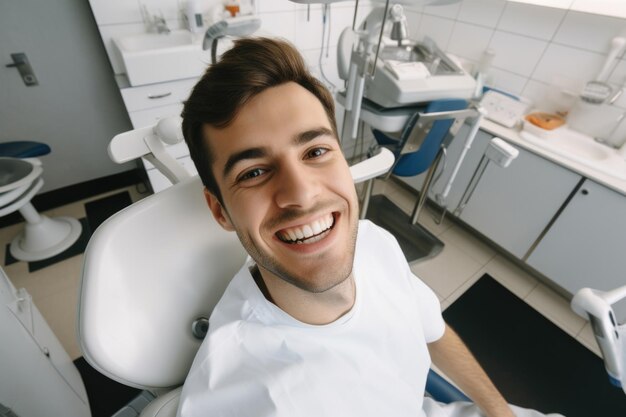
[10,215,82,262]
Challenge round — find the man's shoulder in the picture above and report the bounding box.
[357,219,402,253]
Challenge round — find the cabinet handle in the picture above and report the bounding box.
[147,92,172,99]
[581,189,589,195]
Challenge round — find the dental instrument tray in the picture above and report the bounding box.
[364,39,476,108]
[480,90,530,128]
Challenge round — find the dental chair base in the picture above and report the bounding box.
[0,157,82,262]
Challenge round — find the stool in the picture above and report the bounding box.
[0,157,81,261]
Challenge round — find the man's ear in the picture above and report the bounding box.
[203,188,235,231]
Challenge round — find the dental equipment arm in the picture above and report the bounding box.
[572,286,626,393]
[108,116,191,185]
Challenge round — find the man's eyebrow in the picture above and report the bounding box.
[222,147,267,179]
[293,127,335,145]
[222,127,334,178]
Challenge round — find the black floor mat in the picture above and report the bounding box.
[443,274,626,417]
[74,357,141,417]
[85,191,132,233]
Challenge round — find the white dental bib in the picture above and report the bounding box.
[178,220,446,417]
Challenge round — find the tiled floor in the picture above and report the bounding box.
[0,179,600,364]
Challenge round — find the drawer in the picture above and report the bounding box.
[120,78,198,112]
[128,103,184,129]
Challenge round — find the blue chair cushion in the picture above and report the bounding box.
[426,369,471,403]
[373,99,468,177]
[0,141,51,158]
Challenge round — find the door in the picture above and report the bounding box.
[0,0,132,193]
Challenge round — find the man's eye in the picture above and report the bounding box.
[306,147,329,159]
[238,168,266,182]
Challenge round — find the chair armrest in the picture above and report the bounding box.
[140,387,182,417]
[349,147,394,183]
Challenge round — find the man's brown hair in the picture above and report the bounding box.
[181,37,338,203]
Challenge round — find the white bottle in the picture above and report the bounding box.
[187,0,204,33]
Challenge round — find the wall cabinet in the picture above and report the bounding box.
[457,136,582,259]
[527,179,626,321]
[400,127,582,259]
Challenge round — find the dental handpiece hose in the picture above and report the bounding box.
[438,107,485,203]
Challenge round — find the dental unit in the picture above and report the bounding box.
[572,285,626,394]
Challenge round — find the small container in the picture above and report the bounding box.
[225,0,240,17]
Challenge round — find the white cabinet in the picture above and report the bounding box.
[527,179,626,321]
[458,138,582,259]
[400,127,582,259]
[120,77,199,192]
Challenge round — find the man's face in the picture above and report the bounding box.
[203,82,359,293]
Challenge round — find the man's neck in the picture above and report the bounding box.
[252,265,356,325]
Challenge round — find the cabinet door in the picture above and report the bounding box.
[527,179,626,321]
[459,143,581,259]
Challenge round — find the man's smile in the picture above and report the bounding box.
[276,213,336,245]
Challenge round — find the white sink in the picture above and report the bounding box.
[114,30,211,86]
[520,127,626,180]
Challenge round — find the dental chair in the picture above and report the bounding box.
[360,99,479,263]
[77,118,467,417]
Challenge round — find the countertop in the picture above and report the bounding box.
[479,119,626,197]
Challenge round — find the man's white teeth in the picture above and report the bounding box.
[277,214,334,244]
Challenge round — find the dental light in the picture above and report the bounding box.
[202,15,262,63]
[572,286,626,394]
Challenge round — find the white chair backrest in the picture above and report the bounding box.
[78,140,393,391]
[78,177,247,389]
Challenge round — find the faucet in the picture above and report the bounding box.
[154,15,171,34]
[141,5,170,34]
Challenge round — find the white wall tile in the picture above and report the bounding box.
[488,68,528,95]
[571,0,626,20]
[140,0,185,21]
[447,22,493,62]
[497,2,566,41]
[607,59,626,85]
[506,0,573,8]
[405,10,423,36]
[328,6,357,47]
[257,0,295,14]
[457,0,506,28]
[488,31,547,76]
[422,2,461,20]
[260,11,296,43]
[532,43,605,86]
[294,8,325,50]
[89,0,143,25]
[553,11,626,54]
[521,79,551,106]
[415,14,455,49]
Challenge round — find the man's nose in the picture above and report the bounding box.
[274,161,320,209]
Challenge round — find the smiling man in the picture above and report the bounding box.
[176,38,562,417]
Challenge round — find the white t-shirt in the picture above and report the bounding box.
[178,220,446,417]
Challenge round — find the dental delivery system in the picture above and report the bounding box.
[571,285,626,394]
